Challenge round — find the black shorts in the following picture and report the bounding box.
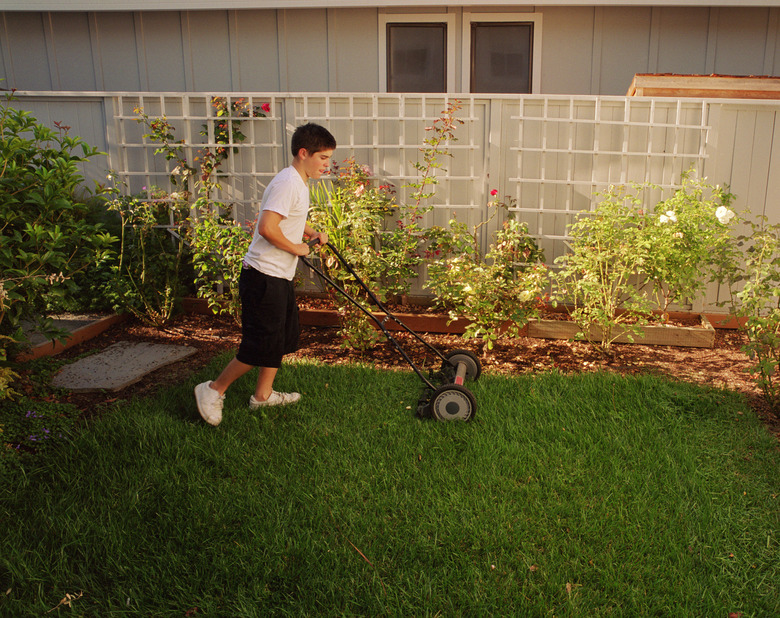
[235,266,299,368]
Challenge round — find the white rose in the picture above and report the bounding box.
[665,210,677,223]
[715,206,735,225]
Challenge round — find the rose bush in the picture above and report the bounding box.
[426,194,546,352]
[552,184,654,354]
[644,171,738,315]
[553,171,739,355]
[309,158,395,350]
[104,180,189,327]
[189,213,253,324]
[724,217,780,409]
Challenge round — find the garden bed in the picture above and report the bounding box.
[16,313,128,362]
[185,296,731,348]
[295,297,723,349]
[22,308,779,440]
[528,313,716,348]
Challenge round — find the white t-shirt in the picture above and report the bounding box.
[243,166,309,280]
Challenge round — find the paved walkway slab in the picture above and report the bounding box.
[51,341,197,392]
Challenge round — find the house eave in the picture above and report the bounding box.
[1,1,778,12]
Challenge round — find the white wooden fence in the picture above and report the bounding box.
[12,91,780,309]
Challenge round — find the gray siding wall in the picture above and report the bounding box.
[1,6,778,95]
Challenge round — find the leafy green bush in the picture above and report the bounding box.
[105,181,188,327]
[645,171,738,314]
[554,173,738,355]
[386,99,466,298]
[0,90,116,390]
[426,194,547,351]
[309,158,394,349]
[189,212,253,323]
[553,184,655,354]
[128,105,265,327]
[308,103,468,350]
[727,217,780,409]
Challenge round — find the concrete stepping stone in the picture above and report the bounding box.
[51,341,197,392]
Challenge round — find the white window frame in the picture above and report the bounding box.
[379,12,457,93]
[462,12,543,94]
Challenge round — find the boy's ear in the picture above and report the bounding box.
[295,147,310,160]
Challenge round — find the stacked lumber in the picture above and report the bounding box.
[626,73,780,99]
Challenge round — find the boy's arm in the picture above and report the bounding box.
[258,210,310,256]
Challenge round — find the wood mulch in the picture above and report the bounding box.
[21,301,780,441]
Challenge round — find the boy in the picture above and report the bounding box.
[194,123,336,426]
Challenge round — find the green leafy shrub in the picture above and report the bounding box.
[308,102,468,350]
[554,172,739,355]
[309,158,394,350]
[105,181,188,327]
[644,171,738,314]
[385,100,466,298]
[189,212,253,323]
[553,184,655,354]
[727,218,780,409]
[426,194,547,351]
[0,90,116,392]
[128,104,270,326]
[43,196,123,315]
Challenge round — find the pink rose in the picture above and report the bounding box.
[261,103,271,113]
[491,189,498,196]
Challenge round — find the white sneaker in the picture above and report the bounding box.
[194,381,224,426]
[249,391,301,409]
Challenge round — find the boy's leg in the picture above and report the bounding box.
[211,357,254,395]
[253,366,278,401]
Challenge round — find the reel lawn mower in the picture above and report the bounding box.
[300,240,481,421]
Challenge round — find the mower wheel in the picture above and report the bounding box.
[443,349,482,382]
[430,384,477,422]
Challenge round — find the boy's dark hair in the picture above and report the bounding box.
[291,123,337,157]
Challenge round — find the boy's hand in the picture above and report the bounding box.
[293,242,311,257]
[306,231,328,248]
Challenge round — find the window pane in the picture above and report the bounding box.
[387,24,446,92]
[471,23,532,93]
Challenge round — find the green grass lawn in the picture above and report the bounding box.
[1,355,778,616]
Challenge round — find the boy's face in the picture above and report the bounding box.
[299,148,334,180]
